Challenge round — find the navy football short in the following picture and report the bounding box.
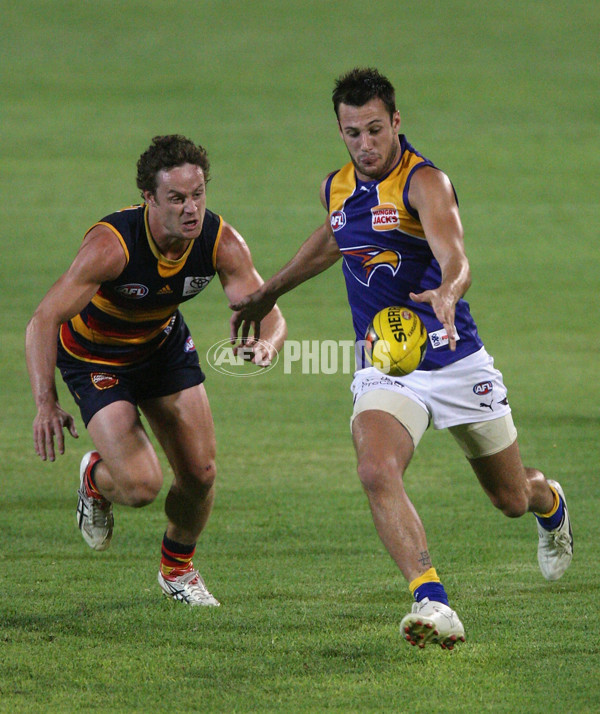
[57,312,205,426]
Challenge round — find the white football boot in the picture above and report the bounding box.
[76,451,114,551]
[537,480,573,581]
[158,567,220,607]
[400,598,465,650]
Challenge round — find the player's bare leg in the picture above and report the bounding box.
[352,409,429,582]
[140,384,216,544]
[352,409,465,648]
[86,401,164,506]
[76,401,165,550]
[469,439,573,580]
[141,384,219,606]
[468,439,553,516]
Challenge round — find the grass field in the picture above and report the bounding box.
[1,1,599,712]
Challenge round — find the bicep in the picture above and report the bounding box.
[215,223,265,304]
[34,227,127,324]
[409,167,466,261]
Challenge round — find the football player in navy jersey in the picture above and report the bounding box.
[26,135,286,606]
[230,68,573,647]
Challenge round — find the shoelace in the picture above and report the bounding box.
[89,498,111,527]
[552,530,572,552]
[176,570,214,599]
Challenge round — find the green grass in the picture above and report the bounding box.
[1,0,599,711]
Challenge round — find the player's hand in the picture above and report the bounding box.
[33,403,79,461]
[246,338,277,367]
[229,288,276,347]
[410,288,458,351]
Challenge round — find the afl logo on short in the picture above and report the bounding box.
[330,211,346,231]
[473,381,493,395]
[115,283,149,299]
[184,336,196,353]
[91,373,119,390]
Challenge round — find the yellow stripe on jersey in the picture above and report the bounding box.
[84,222,131,265]
[70,314,172,345]
[328,150,430,240]
[91,292,178,323]
[329,164,356,213]
[143,205,195,279]
[211,216,224,270]
[377,159,428,240]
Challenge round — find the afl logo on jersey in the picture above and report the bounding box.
[115,283,149,299]
[330,211,346,231]
[371,203,400,231]
[473,381,493,395]
[184,336,196,353]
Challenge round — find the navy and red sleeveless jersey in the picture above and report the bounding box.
[59,204,223,366]
[325,135,483,370]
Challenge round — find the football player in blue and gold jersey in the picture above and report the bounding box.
[231,69,572,648]
[26,135,286,606]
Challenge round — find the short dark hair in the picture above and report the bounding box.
[136,134,210,196]
[332,67,397,120]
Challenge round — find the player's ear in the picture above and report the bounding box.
[143,190,156,206]
[392,110,401,132]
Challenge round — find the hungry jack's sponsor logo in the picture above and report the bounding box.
[371,203,400,231]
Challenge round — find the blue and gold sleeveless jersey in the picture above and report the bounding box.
[59,204,223,366]
[325,135,483,370]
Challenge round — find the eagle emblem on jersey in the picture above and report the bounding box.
[340,245,401,286]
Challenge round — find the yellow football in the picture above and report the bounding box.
[364,306,428,376]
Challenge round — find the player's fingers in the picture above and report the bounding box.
[444,320,457,351]
[230,312,242,344]
[33,426,47,461]
[54,421,66,456]
[252,320,261,341]
[240,318,251,343]
[67,418,79,439]
[44,425,56,462]
[409,290,429,304]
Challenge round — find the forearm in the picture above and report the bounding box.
[438,252,471,302]
[262,224,340,301]
[257,305,287,353]
[25,312,60,408]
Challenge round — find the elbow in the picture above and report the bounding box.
[464,266,472,295]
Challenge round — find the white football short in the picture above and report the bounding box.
[350,347,517,458]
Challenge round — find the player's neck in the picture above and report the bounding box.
[154,234,192,261]
[147,214,193,260]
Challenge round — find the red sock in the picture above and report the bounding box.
[160,533,196,577]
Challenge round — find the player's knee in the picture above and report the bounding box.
[195,459,216,491]
[128,479,162,508]
[182,459,217,495]
[489,487,529,518]
[357,455,404,494]
[120,470,163,507]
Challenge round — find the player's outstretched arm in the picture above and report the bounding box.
[25,227,127,460]
[216,222,287,364]
[407,166,471,351]
[229,219,341,343]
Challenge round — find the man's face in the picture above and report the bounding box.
[337,99,401,181]
[144,163,206,242]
